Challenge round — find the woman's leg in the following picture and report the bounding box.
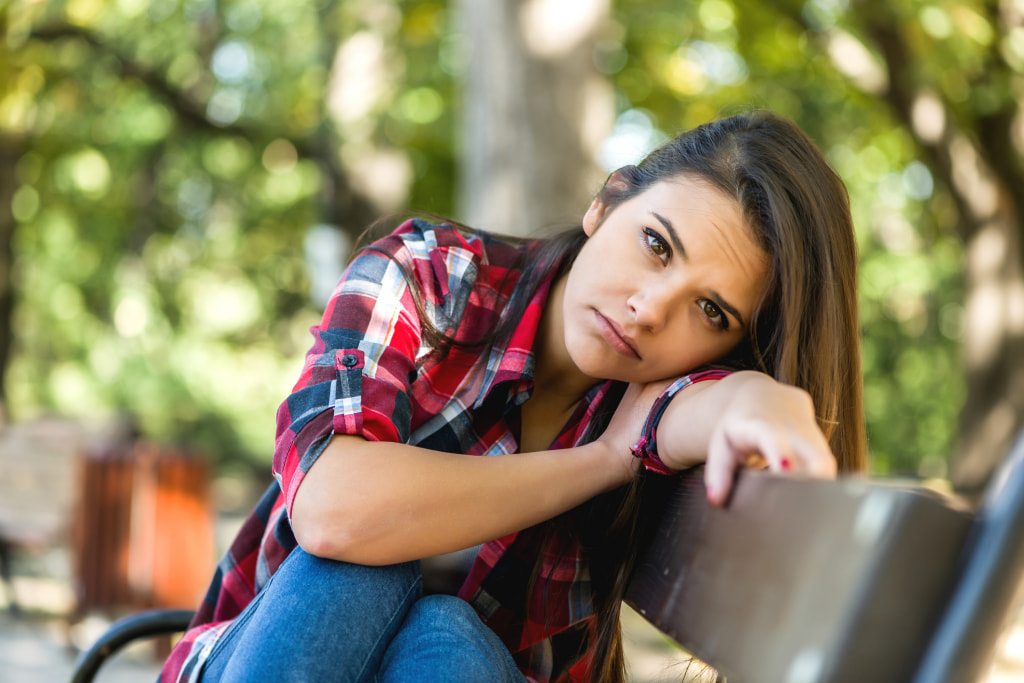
[377,594,524,683]
[199,547,422,683]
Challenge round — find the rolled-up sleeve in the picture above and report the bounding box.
[273,225,427,516]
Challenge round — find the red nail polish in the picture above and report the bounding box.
[780,457,792,470]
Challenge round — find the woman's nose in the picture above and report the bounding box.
[628,285,672,331]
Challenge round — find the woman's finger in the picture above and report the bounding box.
[704,429,745,506]
[704,420,835,507]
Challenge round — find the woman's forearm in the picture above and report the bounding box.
[655,371,788,467]
[290,434,631,565]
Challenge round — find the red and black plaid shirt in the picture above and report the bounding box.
[162,219,697,682]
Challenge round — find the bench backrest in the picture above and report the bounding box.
[625,429,1024,683]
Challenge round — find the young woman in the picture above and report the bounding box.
[162,110,865,683]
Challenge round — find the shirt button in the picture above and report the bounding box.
[341,354,358,367]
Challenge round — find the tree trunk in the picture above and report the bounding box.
[0,135,22,422]
[951,174,1024,496]
[454,0,613,237]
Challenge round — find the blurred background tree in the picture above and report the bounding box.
[1,0,1020,493]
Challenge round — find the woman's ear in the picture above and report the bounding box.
[583,165,637,236]
[582,197,605,236]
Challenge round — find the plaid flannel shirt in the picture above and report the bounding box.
[162,219,715,682]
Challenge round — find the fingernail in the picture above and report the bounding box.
[780,457,792,471]
[706,482,718,502]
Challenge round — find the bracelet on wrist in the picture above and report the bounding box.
[630,369,733,475]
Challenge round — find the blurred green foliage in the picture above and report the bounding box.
[1,0,972,476]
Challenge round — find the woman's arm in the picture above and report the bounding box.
[290,435,633,566]
[599,370,837,508]
[293,370,834,565]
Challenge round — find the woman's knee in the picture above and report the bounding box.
[199,551,426,682]
[380,595,523,682]
[236,548,425,649]
[278,548,423,607]
[404,594,482,632]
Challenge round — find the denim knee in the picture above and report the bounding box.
[200,549,425,683]
[288,550,423,612]
[378,595,523,682]
[405,594,485,633]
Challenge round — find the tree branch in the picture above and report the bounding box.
[845,1,983,243]
[28,20,380,232]
[29,23,263,140]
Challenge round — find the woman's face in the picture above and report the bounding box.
[560,175,770,384]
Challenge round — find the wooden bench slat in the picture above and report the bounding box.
[625,469,974,683]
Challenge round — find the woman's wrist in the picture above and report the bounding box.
[587,439,637,490]
[634,370,733,474]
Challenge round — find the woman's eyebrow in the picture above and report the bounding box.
[650,211,686,257]
[650,211,748,329]
[709,290,746,328]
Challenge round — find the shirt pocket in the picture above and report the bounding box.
[332,349,365,435]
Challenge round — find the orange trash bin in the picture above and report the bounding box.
[72,441,214,616]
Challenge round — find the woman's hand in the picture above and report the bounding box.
[651,371,838,506]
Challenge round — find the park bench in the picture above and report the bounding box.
[72,426,1024,683]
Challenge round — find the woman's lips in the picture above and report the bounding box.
[594,311,640,359]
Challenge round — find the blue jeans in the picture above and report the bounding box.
[198,547,524,682]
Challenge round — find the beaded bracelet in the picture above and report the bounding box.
[630,369,733,475]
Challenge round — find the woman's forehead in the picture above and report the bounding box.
[626,178,771,321]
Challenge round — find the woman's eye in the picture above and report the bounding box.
[700,300,729,330]
[643,228,669,258]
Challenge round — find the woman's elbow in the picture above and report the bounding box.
[287,438,403,564]
[293,514,400,565]
[290,488,367,561]
[292,514,339,559]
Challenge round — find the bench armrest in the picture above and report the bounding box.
[71,608,195,683]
